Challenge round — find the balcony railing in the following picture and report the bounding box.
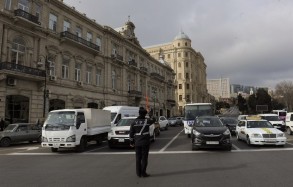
[111,54,124,64]
[128,59,137,67]
[150,72,165,81]
[14,9,41,25]
[128,90,142,97]
[167,99,176,106]
[60,31,100,52]
[0,62,45,77]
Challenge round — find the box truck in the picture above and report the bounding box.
[41,108,111,152]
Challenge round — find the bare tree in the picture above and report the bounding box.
[275,80,293,111]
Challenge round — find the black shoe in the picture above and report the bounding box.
[141,173,150,177]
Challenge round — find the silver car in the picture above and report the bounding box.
[0,123,42,147]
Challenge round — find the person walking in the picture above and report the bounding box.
[129,107,155,178]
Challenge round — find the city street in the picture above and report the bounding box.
[1,126,293,186]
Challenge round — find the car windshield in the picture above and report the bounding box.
[194,117,223,127]
[247,121,273,128]
[260,116,280,121]
[116,118,136,126]
[4,124,17,132]
[221,118,238,124]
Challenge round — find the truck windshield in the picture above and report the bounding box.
[185,105,213,120]
[46,111,75,126]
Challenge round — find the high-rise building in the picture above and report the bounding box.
[145,31,209,115]
[207,78,230,100]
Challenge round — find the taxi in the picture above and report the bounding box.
[236,115,286,146]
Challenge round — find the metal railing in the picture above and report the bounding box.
[0,62,45,77]
[14,9,41,25]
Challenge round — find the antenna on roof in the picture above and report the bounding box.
[128,15,131,22]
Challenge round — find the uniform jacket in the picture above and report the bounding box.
[129,116,155,146]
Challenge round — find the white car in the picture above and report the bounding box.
[107,117,155,148]
[158,116,169,130]
[236,116,286,146]
[258,114,286,131]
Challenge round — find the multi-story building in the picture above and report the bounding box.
[145,31,209,115]
[0,0,175,124]
[207,78,230,101]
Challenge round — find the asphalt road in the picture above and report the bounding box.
[1,126,293,187]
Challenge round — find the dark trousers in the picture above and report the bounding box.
[135,144,150,176]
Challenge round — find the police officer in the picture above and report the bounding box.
[129,107,155,178]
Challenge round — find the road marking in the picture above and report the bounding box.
[159,129,184,152]
[15,147,39,151]
[232,144,240,150]
[286,142,293,146]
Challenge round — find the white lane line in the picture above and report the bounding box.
[159,129,184,152]
[232,144,240,150]
[286,142,293,146]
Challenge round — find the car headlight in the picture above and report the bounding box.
[108,130,115,135]
[66,135,76,142]
[193,129,201,136]
[42,136,48,142]
[223,129,231,135]
[277,133,285,137]
[251,133,262,138]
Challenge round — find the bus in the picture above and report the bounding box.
[183,103,214,137]
[272,110,287,122]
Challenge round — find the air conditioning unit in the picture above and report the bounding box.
[7,78,17,86]
[77,81,83,86]
[49,75,57,81]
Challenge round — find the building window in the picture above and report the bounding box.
[11,37,25,65]
[111,71,116,89]
[186,62,188,67]
[18,0,29,12]
[96,37,101,48]
[186,83,189,90]
[185,42,187,46]
[178,43,180,47]
[178,53,181,57]
[4,0,11,10]
[49,13,57,31]
[179,84,182,89]
[179,95,182,101]
[63,20,70,31]
[185,52,188,57]
[76,27,82,37]
[62,58,69,79]
[96,69,101,86]
[87,32,92,42]
[86,66,92,84]
[168,54,170,59]
[186,95,190,102]
[75,63,81,81]
[35,4,41,21]
[186,73,189,79]
[48,55,55,76]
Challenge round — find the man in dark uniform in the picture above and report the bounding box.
[129,107,155,178]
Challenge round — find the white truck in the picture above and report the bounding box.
[103,106,139,126]
[41,108,111,152]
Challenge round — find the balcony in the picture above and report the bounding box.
[139,67,148,75]
[60,31,100,53]
[128,90,142,98]
[0,62,45,77]
[128,59,137,69]
[166,99,176,106]
[111,54,124,65]
[150,72,165,81]
[14,9,41,25]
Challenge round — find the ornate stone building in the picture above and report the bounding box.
[145,31,209,115]
[0,0,175,124]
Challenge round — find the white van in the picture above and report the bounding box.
[103,106,139,126]
[285,112,293,135]
[258,113,286,131]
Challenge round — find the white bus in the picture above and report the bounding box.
[272,110,287,122]
[183,103,214,137]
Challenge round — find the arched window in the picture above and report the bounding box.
[11,37,26,65]
[111,70,116,89]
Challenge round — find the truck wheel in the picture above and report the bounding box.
[76,137,87,152]
[51,148,58,152]
[0,138,11,147]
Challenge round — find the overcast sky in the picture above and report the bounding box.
[63,0,293,90]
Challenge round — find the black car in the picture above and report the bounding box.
[191,116,232,151]
[220,117,238,135]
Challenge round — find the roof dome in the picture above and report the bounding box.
[174,31,190,40]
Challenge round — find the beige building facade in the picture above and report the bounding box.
[145,32,209,115]
[207,78,231,100]
[0,0,176,124]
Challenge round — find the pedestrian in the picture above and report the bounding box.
[0,118,5,131]
[129,107,155,178]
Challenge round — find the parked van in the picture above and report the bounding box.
[285,112,293,135]
[103,106,139,126]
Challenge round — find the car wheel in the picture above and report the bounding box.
[0,138,11,147]
[187,134,191,138]
[51,148,58,152]
[246,136,251,145]
[226,146,232,151]
[287,127,292,135]
[108,142,114,149]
